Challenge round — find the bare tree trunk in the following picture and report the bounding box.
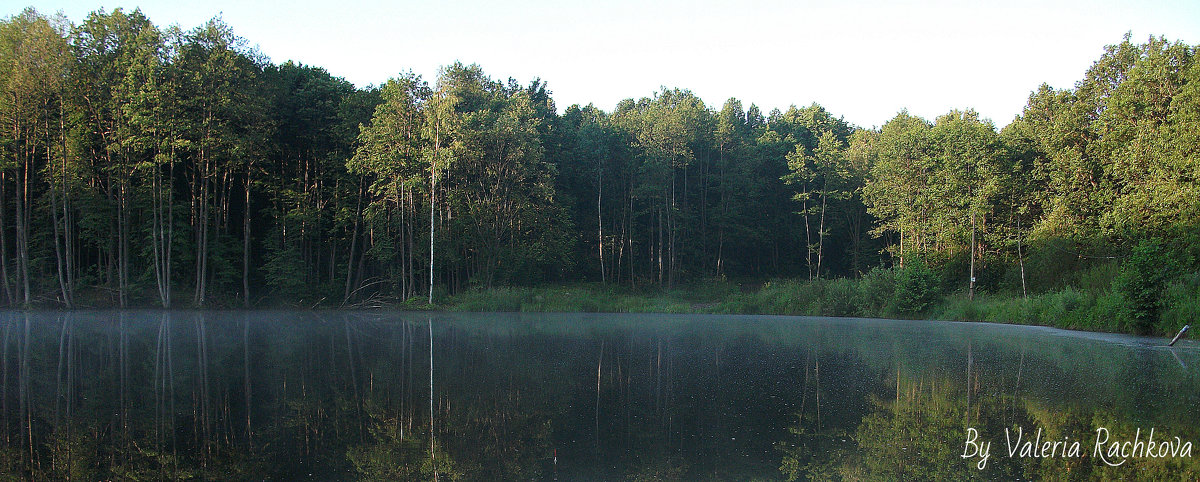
[816,181,828,279]
[598,156,605,284]
[429,173,435,304]
[151,147,174,308]
[716,149,726,278]
[627,188,634,287]
[243,164,252,308]
[166,151,175,308]
[16,148,30,306]
[0,172,11,305]
[119,181,130,308]
[802,188,813,280]
[194,146,208,306]
[657,206,663,286]
[151,126,177,308]
[669,169,676,288]
[344,177,363,304]
[408,186,415,299]
[152,162,164,305]
[969,210,976,301]
[429,103,440,305]
[49,105,72,306]
[1017,219,1027,299]
[56,108,74,307]
[49,182,70,307]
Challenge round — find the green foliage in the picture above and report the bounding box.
[347,401,463,481]
[857,267,897,316]
[1160,272,1200,334]
[262,244,310,303]
[0,4,1196,336]
[850,393,967,480]
[1113,238,1179,333]
[893,259,940,316]
[933,287,1139,333]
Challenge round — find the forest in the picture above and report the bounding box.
[2,8,1199,334]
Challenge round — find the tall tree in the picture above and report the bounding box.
[173,18,263,306]
[347,72,429,302]
[0,9,71,306]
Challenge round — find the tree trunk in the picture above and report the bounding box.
[151,143,175,308]
[343,177,363,305]
[119,181,130,308]
[816,182,828,279]
[1017,212,1027,299]
[669,168,676,288]
[49,181,70,307]
[429,172,435,305]
[243,164,252,308]
[598,155,605,284]
[803,189,813,280]
[15,142,30,306]
[656,206,663,286]
[56,107,75,307]
[194,135,209,306]
[166,150,175,308]
[969,210,976,301]
[0,172,11,305]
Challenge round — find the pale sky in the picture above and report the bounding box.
[14,0,1200,128]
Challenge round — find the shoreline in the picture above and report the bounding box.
[6,279,1192,338]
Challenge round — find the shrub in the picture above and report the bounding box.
[893,259,939,316]
[1093,291,1134,332]
[821,278,859,317]
[858,267,897,317]
[1158,272,1200,335]
[1077,262,1119,293]
[1113,238,1179,334]
[1023,238,1076,292]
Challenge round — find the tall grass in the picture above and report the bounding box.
[441,266,1200,336]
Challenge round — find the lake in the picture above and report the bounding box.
[0,311,1196,480]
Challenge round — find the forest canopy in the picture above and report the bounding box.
[2,7,1198,332]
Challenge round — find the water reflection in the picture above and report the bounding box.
[0,311,1196,480]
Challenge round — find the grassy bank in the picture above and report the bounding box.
[441,269,1200,337]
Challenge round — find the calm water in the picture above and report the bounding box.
[0,311,1197,480]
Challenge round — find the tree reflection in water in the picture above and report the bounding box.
[0,312,1196,480]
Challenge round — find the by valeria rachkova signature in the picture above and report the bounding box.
[961,427,1194,470]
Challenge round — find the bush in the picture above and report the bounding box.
[1022,237,1082,292]
[1077,262,1119,293]
[1159,272,1200,335]
[1113,238,1179,334]
[858,267,897,317]
[1093,291,1134,332]
[893,259,940,316]
[820,278,859,317]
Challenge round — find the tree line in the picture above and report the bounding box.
[2,7,1197,314]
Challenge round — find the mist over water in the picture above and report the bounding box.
[0,311,1195,479]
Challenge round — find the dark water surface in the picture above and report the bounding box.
[0,311,1197,480]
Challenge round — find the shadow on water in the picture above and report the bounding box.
[0,311,1196,480]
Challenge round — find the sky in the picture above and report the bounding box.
[14,0,1200,128]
